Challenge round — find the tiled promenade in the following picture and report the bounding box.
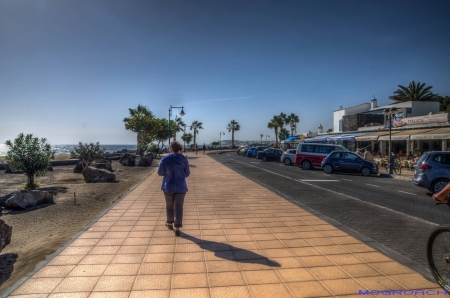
[6,152,439,297]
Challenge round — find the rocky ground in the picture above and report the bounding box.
[0,159,158,292]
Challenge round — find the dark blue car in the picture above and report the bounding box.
[259,148,283,162]
[321,151,378,176]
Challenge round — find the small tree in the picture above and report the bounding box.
[181,132,193,149]
[5,133,55,189]
[70,142,106,169]
[211,141,220,149]
[146,143,160,157]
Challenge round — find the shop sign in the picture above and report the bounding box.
[386,113,448,128]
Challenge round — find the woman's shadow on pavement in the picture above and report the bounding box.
[181,233,280,267]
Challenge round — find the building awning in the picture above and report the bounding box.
[377,129,437,140]
[327,135,355,141]
[410,127,450,140]
[355,131,391,141]
[284,136,299,142]
[304,136,328,143]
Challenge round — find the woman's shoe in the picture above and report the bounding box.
[165,223,173,230]
[175,230,181,236]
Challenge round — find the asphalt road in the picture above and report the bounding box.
[209,151,450,281]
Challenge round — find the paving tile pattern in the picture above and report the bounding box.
[210,154,436,276]
[7,153,439,297]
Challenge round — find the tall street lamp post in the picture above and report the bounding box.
[219,132,225,149]
[168,105,185,145]
[383,107,397,175]
[260,134,263,146]
[290,121,297,137]
[266,135,270,145]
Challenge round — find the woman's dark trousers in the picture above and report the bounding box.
[164,192,186,228]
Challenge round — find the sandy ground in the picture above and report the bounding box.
[0,156,159,292]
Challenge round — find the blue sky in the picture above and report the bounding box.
[1,0,450,145]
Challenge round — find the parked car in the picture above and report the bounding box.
[245,147,257,157]
[240,147,250,156]
[281,149,297,165]
[321,151,378,176]
[254,146,269,159]
[237,146,247,155]
[412,151,450,193]
[295,143,348,170]
[259,148,284,162]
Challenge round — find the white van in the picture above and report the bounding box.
[295,143,348,170]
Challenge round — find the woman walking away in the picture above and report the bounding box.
[202,143,206,154]
[157,141,190,236]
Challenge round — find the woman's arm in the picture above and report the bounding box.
[157,160,165,176]
[184,160,191,177]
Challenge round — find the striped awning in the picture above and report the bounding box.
[410,127,450,140]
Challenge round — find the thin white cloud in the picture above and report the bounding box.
[187,96,253,105]
[1,122,36,125]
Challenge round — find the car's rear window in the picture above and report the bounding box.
[432,154,450,165]
[416,153,429,165]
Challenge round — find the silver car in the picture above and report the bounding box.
[412,151,450,193]
[281,149,297,165]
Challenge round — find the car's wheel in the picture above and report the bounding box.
[361,167,371,177]
[262,156,268,162]
[431,179,449,193]
[323,164,333,174]
[283,158,291,165]
[248,154,252,158]
[301,160,312,170]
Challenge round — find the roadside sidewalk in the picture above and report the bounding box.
[4,152,439,297]
[380,168,415,181]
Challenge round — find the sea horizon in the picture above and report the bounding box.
[0,144,138,157]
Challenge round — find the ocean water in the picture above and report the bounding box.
[0,144,138,156]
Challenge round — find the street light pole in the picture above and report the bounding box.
[219,132,225,149]
[383,107,397,175]
[290,121,296,137]
[168,105,185,145]
[260,134,263,146]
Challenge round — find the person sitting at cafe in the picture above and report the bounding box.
[363,149,372,161]
[407,153,414,160]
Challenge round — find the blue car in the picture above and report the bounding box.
[246,147,257,157]
[321,151,378,176]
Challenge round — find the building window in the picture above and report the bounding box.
[406,108,412,114]
[339,119,343,132]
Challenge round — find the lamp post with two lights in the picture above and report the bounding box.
[383,107,398,175]
[219,132,225,149]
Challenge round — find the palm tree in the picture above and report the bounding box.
[278,128,290,142]
[227,120,241,149]
[173,116,185,142]
[267,115,284,147]
[190,120,204,147]
[285,113,300,136]
[123,104,155,154]
[389,81,437,102]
